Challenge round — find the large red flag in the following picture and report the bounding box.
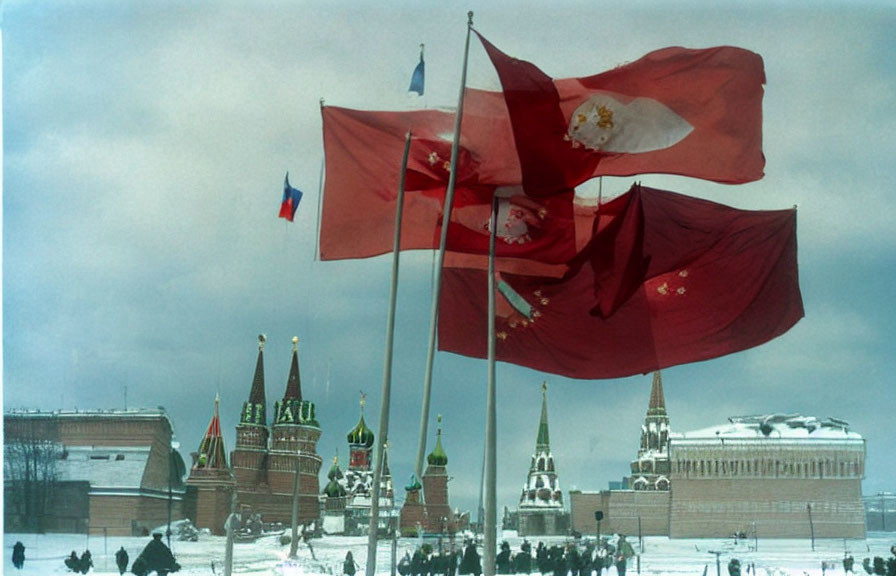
[319,100,594,263]
[438,184,803,379]
[476,32,766,192]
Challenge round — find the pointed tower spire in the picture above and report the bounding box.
[631,371,672,491]
[283,336,303,402]
[196,393,228,469]
[239,334,268,426]
[518,381,564,527]
[535,381,551,454]
[647,370,667,417]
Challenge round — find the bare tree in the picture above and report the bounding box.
[3,414,62,533]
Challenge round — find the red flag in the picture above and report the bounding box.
[476,32,766,191]
[438,184,802,380]
[319,100,592,263]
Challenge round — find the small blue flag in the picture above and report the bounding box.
[278,172,303,222]
[409,45,425,95]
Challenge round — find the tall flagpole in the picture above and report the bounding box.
[367,131,413,576]
[414,11,475,481]
[483,195,499,576]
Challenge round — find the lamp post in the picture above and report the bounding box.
[594,511,603,541]
[807,503,815,551]
[708,550,722,576]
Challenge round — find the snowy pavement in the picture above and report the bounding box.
[3,531,895,575]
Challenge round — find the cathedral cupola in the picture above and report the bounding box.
[323,455,347,498]
[426,415,448,467]
[347,394,375,471]
[347,395,375,449]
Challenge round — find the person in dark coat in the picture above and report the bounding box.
[115,546,129,575]
[514,540,532,574]
[411,547,424,576]
[399,551,412,576]
[66,550,80,571]
[79,549,93,574]
[447,548,459,576]
[458,540,481,576]
[344,551,358,576]
[565,543,581,576]
[550,545,565,576]
[496,541,512,574]
[12,541,25,569]
[131,533,180,576]
[614,536,634,576]
[536,542,549,575]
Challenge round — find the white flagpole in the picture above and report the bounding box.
[414,11,475,481]
[483,194,499,576]
[366,131,413,576]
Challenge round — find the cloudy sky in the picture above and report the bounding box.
[3,1,895,518]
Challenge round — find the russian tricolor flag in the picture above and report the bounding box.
[279,172,303,222]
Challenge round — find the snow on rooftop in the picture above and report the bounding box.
[674,414,863,442]
[57,445,152,489]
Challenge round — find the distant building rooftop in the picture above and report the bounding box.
[673,413,862,443]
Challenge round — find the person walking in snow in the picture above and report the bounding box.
[614,535,634,576]
[65,550,80,571]
[131,533,179,576]
[343,550,358,576]
[79,549,93,574]
[12,541,25,570]
[458,540,481,576]
[115,546,129,574]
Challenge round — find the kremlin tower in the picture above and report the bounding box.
[229,335,322,526]
[630,371,671,490]
[185,394,236,535]
[400,415,458,536]
[516,382,569,536]
[231,335,269,489]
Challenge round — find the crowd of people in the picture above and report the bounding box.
[356,534,637,576]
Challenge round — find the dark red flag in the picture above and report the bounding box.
[319,101,593,263]
[476,32,766,191]
[438,184,803,379]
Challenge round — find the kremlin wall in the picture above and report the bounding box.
[4,337,868,540]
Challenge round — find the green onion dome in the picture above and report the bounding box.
[347,414,375,448]
[323,456,347,497]
[426,415,448,466]
[347,395,375,448]
[405,474,422,492]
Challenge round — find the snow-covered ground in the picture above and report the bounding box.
[3,531,895,575]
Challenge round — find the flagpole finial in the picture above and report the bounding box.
[319,97,325,108]
[292,336,299,351]
[258,334,266,351]
[467,11,473,26]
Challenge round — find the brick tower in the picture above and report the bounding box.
[231,335,269,491]
[517,382,568,536]
[630,371,671,490]
[186,394,235,535]
[267,336,322,525]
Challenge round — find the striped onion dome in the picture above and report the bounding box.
[347,394,375,448]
